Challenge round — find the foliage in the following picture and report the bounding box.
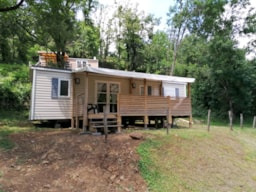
[96,2,159,71]
[1,0,256,118]
[0,64,31,111]
[144,31,172,74]
[68,21,100,58]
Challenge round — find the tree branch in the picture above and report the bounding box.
[0,0,25,12]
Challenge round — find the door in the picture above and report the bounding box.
[96,82,119,113]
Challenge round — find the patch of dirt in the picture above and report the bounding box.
[0,129,148,192]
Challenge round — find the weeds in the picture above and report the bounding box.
[137,139,163,191]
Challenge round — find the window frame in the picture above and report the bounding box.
[58,79,70,98]
[51,77,70,99]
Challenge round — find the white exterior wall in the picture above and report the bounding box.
[30,69,73,120]
[162,81,187,98]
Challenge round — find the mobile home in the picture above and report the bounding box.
[30,52,195,132]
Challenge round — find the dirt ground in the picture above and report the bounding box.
[0,129,148,192]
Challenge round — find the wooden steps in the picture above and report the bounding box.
[89,117,122,133]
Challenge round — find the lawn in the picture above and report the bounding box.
[137,124,256,192]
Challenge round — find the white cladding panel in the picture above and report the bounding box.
[31,69,72,120]
[162,82,187,97]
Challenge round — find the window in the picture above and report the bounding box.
[175,88,179,98]
[76,60,87,68]
[140,85,156,96]
[52,78,70,98]
[60,80,69,96]
[96,82,119,113]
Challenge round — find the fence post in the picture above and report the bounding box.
[207,109,211,132]
[166,109,170,135]
[228,110,233,131]
[103,107,108,142]
[253,116,256,128]
[240,113,243,129]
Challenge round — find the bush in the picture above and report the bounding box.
[0,64,31,110]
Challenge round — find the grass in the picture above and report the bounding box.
[0,110,33,150]
[0,126,34,150]
[0,110,31,127]
[137,123,256,192]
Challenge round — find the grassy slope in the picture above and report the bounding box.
[138,125,256,192]
[0,111,33,150]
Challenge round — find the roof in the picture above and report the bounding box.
[75,65,195,83]
[31,65,195,83]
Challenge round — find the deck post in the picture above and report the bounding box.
[117,94,122,133]
[103,107,108,142]
[166,109,170,134]
[187,83,191,97]
[144,79,148,129]
[129,78,133,94]
[160,81,163,96]
[189,114,193,128]
[187,83,193,128]
[82,72,89,133]
[167,96,172,124]
[71,74,75,128]
[75,93,79,129]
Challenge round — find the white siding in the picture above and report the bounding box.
[31,69,72,120]
[162,82,187,97]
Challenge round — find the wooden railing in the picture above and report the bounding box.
[118,94,192,117]
[74,94,192,119]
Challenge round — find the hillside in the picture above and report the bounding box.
[1,125,256,192]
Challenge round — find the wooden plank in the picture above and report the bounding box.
[119,94,192,118]
[82,73,88,132]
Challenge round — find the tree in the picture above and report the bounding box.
[167,0,191,75]
[94,1,158,71]
[26,0,96,67]
[144,31,172,74]
[68,21,100,58]
[206,36,253,116]
[0,1,35,63]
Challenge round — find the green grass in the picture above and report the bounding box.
[0,126,33,150]
[0,110,34,150]
[0,110,31,127]
[137,123,256,192]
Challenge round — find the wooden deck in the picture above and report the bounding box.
[73,94,192,129]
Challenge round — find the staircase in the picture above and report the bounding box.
[88,116,122,133]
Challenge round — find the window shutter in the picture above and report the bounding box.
[52,78,58,98]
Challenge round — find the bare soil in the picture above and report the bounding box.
[0,129,148,192]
